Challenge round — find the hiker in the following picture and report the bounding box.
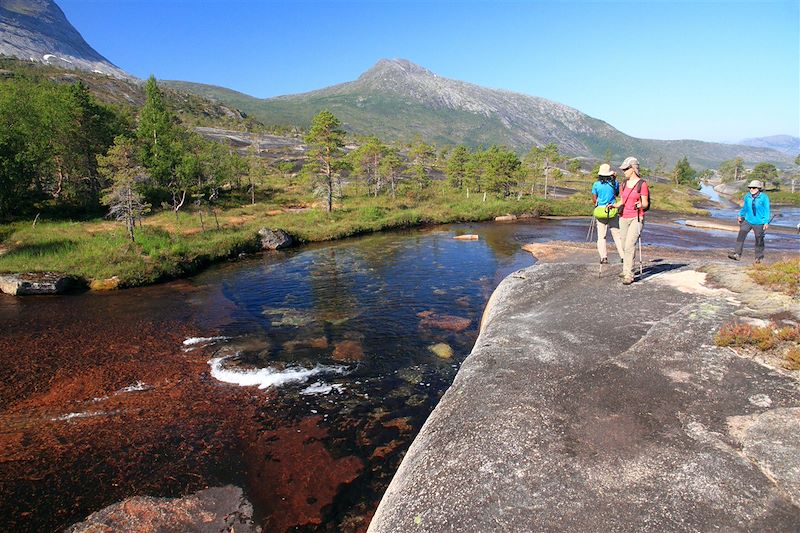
[612,156,649,285]
[591,163,624,264]
[728,180,770,263]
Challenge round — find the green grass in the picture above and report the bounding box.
[0,185,702,288]
[768,191,800,206]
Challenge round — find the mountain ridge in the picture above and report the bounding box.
[737,135,800,156]
[164,58,791,169]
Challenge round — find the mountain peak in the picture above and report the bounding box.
[0,0,131,79]
[360,58,435,80]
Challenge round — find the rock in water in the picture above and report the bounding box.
[66,485,261,532]
[429,343,454,359]
[332,340,365,361]
[0,272,84,295]
[258,228,294,250]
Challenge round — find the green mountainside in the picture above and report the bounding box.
[163,59,792,170]
[0,58,251,128]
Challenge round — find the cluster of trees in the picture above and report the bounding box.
[303,110,581,212]
[0,74,250,238]
[717,156,797,191]
[0,77,129,216]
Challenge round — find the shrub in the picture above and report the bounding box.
[785,346,800,371]
[777,325,800,342]
[749,258,800,296]
[715,323,777,351]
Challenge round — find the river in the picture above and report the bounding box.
[0,216,798,532]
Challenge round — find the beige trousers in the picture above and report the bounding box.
[618,217,643,279]
[596,217,623,260]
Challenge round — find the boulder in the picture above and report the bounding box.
[0,272,84,295]
[494,214,517,222]
[89,276,121,291]
[257,228,294,250]
[66,485,260,533]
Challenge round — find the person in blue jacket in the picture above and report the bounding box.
[591,163,624,264]
[728,179,770,263]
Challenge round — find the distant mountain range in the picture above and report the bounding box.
[737,135,800,156]
[0,1,792,170]
[0,0,130,79]
[164,59,792,169]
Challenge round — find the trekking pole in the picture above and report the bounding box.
[586,214,596,242]
[638,235,643,277]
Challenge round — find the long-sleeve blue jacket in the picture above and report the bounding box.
[738,192,770,225]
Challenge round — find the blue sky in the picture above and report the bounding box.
[58,0,799,143]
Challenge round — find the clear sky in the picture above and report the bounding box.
[57,0,799,143]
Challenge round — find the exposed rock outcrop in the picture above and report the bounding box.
[370,261,800,532]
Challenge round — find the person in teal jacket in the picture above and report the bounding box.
[728,179,770,263]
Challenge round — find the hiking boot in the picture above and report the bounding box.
[754,257,763,264]
[727,252,740,261]
[600,257,609,264]
[622,276,634,285]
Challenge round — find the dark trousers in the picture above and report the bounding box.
[734,221,765,259]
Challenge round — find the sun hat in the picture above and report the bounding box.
[598,163,614,177]
[747,180,764,189]
[620,156,639,170]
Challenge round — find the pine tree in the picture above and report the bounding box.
[98,136,151,242]
[672,156,697,186]
[304,110,346,212]
[137,76,179,188]
[446,145,470,190]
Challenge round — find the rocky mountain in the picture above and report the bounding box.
[737,135,800,156]
[164,59,792,169]
[0,0,130,79]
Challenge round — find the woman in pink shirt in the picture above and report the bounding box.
[612,156,649,285]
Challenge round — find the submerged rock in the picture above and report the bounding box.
[66,485,260,533]
[263,308,316,327]
[419,313,471,332]
[428,343,454,359]
[333,340,365,362]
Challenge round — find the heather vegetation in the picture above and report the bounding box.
[714,258,800,371]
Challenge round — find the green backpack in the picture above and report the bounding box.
[593,205,618,219]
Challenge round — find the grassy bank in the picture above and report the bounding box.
[0,185,710,289]
[0,193,589,287]
[768,191,800,206]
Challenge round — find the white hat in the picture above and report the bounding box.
[747,180,764,189]
[620,156,639,170]
[598,163,614,177]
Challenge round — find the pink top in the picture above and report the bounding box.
[620,180,649,219]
